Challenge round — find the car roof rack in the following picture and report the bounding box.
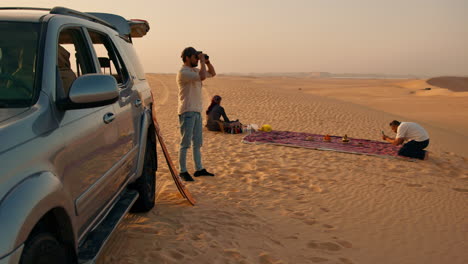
[0,7,51,11]
[50,7,118,32]
[0,7,117,31]
[0,6,149,42]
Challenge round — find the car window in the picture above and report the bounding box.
[87,30,129,86]
[0,22,39,107]
[57,27,96,97]
[121,42,146,80]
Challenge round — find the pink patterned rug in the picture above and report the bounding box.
[242,131,400,158]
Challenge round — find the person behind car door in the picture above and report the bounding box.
[57,45,77,95]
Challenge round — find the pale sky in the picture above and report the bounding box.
[4,0,468,76]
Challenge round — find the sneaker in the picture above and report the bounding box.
[194,169,215,177]
[179,171,194,181]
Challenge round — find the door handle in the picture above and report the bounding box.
[135,99,142,107]
[103,112,115,124]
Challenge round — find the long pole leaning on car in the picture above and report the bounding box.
[150,91,196,205]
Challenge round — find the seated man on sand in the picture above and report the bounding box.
[382,120,430,160]
[205,95,240,132]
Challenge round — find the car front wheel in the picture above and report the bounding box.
[20,232,74,264]
[130,131,157,212]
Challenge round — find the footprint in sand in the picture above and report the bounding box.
[277,176,289,182]
[191,232,206,241]
[270,238,284,247]
[452,188,468,193]
[294,212,306,217]
[240,212,258,219]
[307,241,342,251]
[336,240,353,248]
[289,180,300,185]
[295,195,305,201]
[309,184,324,193]
[339,257,355,264]
[309,256,329,263]
[258,252,281,264]
[284,167,300,173]
[406,183,423,188]
[169,250,185,260]
[223,248,245,260]
[304,219,317,226]
[318,178,338,184]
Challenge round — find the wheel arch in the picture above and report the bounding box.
[134,107,157,180]
[0,171,76,259]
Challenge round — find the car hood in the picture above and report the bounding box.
[0,108,29,123]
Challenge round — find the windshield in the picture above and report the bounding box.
[0,22,39,108]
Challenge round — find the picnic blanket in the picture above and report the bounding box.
[242,131,401,158]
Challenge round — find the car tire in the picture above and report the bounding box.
[20,232,74,264]
[130,132,157,212]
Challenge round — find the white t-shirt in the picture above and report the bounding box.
[176,65,212,115]
[396,122,429,142]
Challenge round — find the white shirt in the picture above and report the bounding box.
[396,122,429,142]
[176,65,212,115]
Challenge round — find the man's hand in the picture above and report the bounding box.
[205,55,216,77]
[198,53,206,64]
[198,53,207,81]
[383,135,404,146]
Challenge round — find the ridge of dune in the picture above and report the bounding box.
[395,79,433,90]
[97,74,468,264]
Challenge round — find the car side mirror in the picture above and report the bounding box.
[57,74,119,110]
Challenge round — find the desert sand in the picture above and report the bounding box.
[97,74,468,264]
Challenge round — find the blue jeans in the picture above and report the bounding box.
[179,112,203,173]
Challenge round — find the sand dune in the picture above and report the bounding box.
[427,76,468,92]
[97,74,468,264]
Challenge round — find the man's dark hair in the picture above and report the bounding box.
[181,47,198,62]
[389,120,401,126]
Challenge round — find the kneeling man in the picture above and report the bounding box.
[383,120,429,160]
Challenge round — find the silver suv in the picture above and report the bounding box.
[0,7,157,264]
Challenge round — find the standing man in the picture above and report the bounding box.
[383,120,430,160]
[177,47,216,181]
